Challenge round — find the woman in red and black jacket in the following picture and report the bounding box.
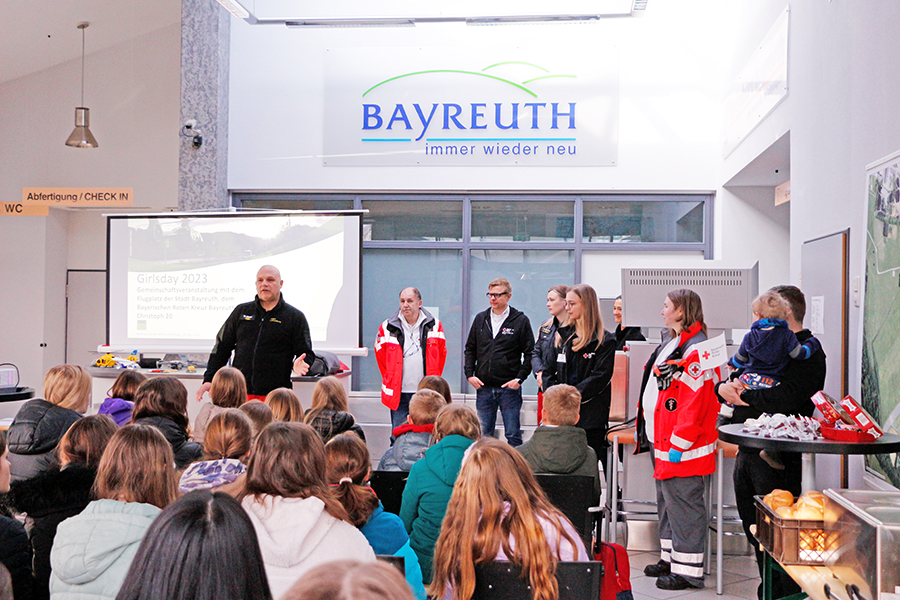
[635,289,721,591]
[543,284,617,470]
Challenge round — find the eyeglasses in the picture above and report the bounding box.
[486,292,509,299]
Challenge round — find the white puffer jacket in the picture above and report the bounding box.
[242,494,375,599]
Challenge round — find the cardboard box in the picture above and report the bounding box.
[810,391,853,426]
[839,395,883,439]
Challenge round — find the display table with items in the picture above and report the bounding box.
[717,423,900,493]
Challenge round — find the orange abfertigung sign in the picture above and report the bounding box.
[22,187,134,207]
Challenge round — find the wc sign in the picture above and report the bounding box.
[323,45,618,167]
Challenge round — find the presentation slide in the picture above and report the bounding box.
[107,212,361,352]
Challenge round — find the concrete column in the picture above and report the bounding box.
[179,0,230,210]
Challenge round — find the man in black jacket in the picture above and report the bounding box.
[464,278,534,446]
[717,285,825,600]
[198,265,314,399]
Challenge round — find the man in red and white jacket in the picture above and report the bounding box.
[651,322,722,590]
[374,287,447,430]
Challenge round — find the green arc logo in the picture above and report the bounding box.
[362,62,576,98]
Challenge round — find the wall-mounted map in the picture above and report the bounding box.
[862,150,900,486]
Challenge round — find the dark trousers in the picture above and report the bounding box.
[389,392,414,443]
[656,474,709,585]
[475,386,523,446]
[733,448,803,600]
[583,426,609,482]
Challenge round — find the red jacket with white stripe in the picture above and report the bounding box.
[374,308,447,410]
[652,326,722,480]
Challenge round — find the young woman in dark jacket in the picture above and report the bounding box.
[6,415,117,600]
[131,378,202,469]
[543,284,617,468]
[531,285,569,423]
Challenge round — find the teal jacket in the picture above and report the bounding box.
[49,499,161,600]
[399,434,474,584]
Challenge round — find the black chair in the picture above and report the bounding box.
[369,470,408,516]
[472,561,602,600]
[375,554,405,575]
[534,474,596,553]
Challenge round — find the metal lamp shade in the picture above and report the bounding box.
[65,107,99,148]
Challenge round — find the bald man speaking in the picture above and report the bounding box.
[198,265,315,400]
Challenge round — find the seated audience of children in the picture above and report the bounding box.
[0,365,634,600]
[325,433,426,600]
[429,437,589,600]
[131,378,202,469]
[191,366,247,444]
[378,390,445,472]
[304,377,365,443]
[98,370,146,427]
[49,424,177,599]
[517,383,601,504]
[6,415,117,600]
[240,422,376,598]
[179,409,253,496]
[400,404,481,584]
[265,388,304,422]
[115,490,272,600]
[240,400,274,435]
[7,364,91,481]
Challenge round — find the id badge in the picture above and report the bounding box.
[557,352,567,364]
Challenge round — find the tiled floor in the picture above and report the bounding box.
[627,550,762,600]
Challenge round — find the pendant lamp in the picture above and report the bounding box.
[65,22,98,148]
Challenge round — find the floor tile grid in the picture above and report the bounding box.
[627,550,761,600]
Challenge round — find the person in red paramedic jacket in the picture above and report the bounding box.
[643,290,721,591]
[375,287,447,431]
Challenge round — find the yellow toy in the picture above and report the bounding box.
[93,353,117,368]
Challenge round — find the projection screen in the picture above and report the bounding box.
[106,212,362,353]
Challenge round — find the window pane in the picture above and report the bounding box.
[239,196,355,211]
[362,200,462,241]
[583,200,704,243]
[471,201,574,242]
[468,249,575,395]
[357,249,464,393]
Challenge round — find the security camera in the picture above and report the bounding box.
[184,119,198,130]
[192,134,203,149]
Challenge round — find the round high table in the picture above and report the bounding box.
[718,423,900,491]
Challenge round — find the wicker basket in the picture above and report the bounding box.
[754,496,837,565]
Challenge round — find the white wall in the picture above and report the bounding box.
[790,0,900,399]
[0,24,181,390]
[229,1,727,192]
[787,0,900,488]
[718,186,790,291]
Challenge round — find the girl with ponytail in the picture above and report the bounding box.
[325,433,426,600]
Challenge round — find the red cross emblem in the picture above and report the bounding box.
[702,351,710,360]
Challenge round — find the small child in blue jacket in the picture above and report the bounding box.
[727,291,821,468]
[378,390,446,472]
